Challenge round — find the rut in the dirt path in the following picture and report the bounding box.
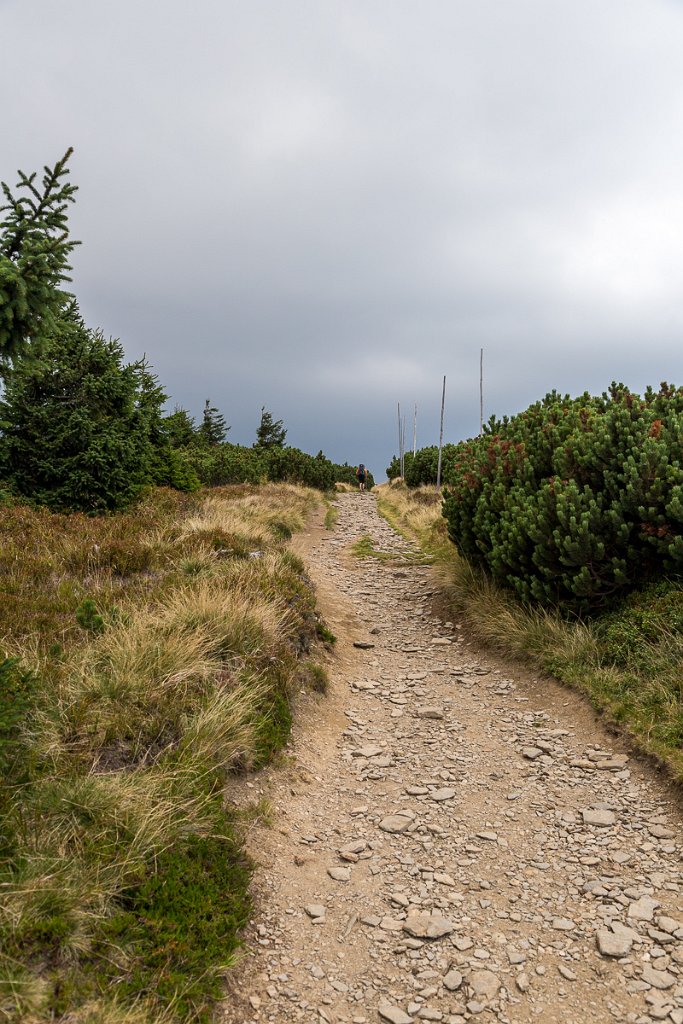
[225,492,683,1024]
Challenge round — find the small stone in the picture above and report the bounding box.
[522,747,543,760]
[649,824,675,839]
[558,965,577,981]
[380,916,404,932]
[597,928,633,958]
[340,840,367,855]
[403,913,455,939]
[477,831,498,842]
[379,814,413,833]
[327,866,351,882]
[434,872,455,886]
[416,707,445,720]
[469,971,500,1001]
[378,1002,414,1024]
[417,1010,443,1021]
[552,917,576,931]
[431,788,456,802]
[641,965,676,990]
[657,916,682,934]
[628,897,660,922]
[443,970,463,991]
[249,995,262,1010]
[353,641,375,649]
[516,972,530,992]
[353,744,383,758]
[305,904,326,919]
[582,808,616,827]
[406,785,430,795]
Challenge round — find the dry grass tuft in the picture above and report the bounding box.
[0,482,324,1022]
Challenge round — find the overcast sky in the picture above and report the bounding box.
[3,0,683,476]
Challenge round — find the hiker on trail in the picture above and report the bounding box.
[356,464,368,492]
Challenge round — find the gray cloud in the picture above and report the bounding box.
[3,0,683,476]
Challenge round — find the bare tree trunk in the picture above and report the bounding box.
[436,375,446,490]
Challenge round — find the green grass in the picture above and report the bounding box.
[376,484,683,783]
[96,819,252,1024]
[324,503,338,530]
[0,484,327,1024]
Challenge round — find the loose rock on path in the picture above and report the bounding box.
[223,493,683,1024]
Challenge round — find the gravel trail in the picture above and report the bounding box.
[224,492,683,1024]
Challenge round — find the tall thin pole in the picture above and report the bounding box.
[397,402,403,478]
[402,416,407,476]
[436,375,446,490]
[479,347,484,437]
[412,403,417,456]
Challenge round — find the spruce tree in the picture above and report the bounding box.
[0,307,162,512]
[0,150,80,363]
[255,406,287,449]
[163,406,197,448]
[198,399,229,446]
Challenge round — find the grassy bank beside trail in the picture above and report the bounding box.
[0,484,330,1024]
[376,484,683,783]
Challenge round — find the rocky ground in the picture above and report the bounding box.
[223,492,683,1024]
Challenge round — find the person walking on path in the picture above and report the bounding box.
[356,464,368,491]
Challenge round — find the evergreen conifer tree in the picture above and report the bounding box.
[0,149,80,363]
[0,307,164,511]
[198,399,229,446]
[163,406,197,448]
[255,406,287,449]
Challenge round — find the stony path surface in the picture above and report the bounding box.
[224,493,683,1024]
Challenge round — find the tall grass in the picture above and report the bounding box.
[0,484,324,1023]
[377,482,683,782]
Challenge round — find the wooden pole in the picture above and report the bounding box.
[412,403,417,456]
[436,375,446,490]
[479,347,484,437]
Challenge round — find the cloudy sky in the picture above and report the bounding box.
[3,0,683,476]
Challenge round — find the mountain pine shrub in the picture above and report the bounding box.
[441,383,683,611]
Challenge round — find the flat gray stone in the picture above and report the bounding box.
[469,970,500,1000]
[552,917,576,931]
[353,744,383,758]
[649,824,675,839]
[522,746,543,760]
[628,896,660,922]
[443,970,463,991]
[582,808,616,827]
[379,814,413,833]
[430,787,456,802]
[304,904,326,919]
[403,913,455,939]
[327,866,350,882]
[597,928,632,957]
[641,965,675,990]
[378,1002,414,1024]
[416,706,445,719]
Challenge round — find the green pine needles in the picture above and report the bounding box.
[0,149,80,363]
[441,383,683,612]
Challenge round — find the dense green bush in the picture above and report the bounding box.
[441,383,683,611]
[179,442,346,491]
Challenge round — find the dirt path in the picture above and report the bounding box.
[224,493,683,1024]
